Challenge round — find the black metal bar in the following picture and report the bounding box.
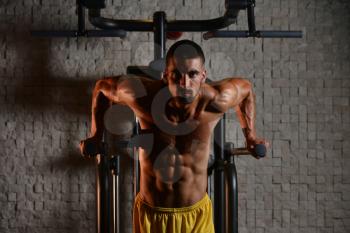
[89,9,153,31]
[90,17,154,31]
[247,0,256,35]
[134,119,140,196]
[167,17,234,32]
[226,0,250,10]
[86,30,126,37]
[77,0,86,36]
[111,154,120,233]
[111,155,120,233]
[153,12,166,60]
[95,156,99,233]
[91,16,234,32]
[31,31,78,37]
[33,0,304,40]
[213,115,226,233]
[225,142,238,233]
[81,0,106,9]
[85,0,248,32]
[97,144,111,233]
[31,30,126,38]
[88,8,235,32]
[258,31,303,38]
[32,2,125,38]
[203,30,303,39]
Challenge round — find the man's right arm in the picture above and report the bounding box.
[210,78,268,158]
[80,76,122,157]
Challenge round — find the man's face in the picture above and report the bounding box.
[164,57,207,104]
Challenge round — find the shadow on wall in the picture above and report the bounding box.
[2,17,101,232]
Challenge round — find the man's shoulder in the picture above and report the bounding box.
[108,74,162,91]
[202,77,239,97]
[116,75,167,104]
[201,77,247,113]
[205,77,250,97]
[207,77,245,89]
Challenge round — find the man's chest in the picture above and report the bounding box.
[135,112,220,156]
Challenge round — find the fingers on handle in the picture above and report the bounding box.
[79,140,100,158]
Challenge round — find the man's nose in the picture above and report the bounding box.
[179,74,190,88]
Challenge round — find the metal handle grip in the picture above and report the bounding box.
[259,30,303,38]
[31,30,126,38]
[203,30,303,39]
[232,144,266,158]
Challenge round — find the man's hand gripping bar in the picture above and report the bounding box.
[225,143,266,158]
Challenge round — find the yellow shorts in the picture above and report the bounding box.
[133,193,215,233]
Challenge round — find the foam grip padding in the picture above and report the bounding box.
[149,59,165,72]
[254,144,266,158]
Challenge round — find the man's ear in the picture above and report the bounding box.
[162,73,168,84]
[201,70,207,83]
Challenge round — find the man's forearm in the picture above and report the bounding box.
[90,82,111,140]
[235,88,257,140]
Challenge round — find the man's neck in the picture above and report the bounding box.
[167,94,201,122]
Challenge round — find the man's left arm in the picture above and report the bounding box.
[226,78,268,158]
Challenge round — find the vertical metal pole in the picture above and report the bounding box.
[214,115,226,233]
[225,143,238,233]
[77,0,85,36]
[247,0,256,36]
[153,11,166,60]
[96,133,111,233]
[134,119,140,198]
[96,156,100,233]
[97,151,109,233]
[112,155,120,233]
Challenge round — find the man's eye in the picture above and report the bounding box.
[188,71,199,78]
[173,70,182,79]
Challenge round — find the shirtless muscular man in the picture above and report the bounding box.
[80,40,268,233]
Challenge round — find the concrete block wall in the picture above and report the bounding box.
[0,0,349,232]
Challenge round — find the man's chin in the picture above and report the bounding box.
[178,96,195,104]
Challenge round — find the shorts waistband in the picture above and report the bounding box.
[135,193,211,213]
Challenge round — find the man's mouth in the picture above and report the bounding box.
[178,89,193,96]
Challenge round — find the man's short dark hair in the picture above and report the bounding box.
[166,40,205,65]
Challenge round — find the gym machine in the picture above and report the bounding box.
[91,121,266,233]
[32,0,302,232]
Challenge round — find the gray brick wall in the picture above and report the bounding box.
[0,0,349,233]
